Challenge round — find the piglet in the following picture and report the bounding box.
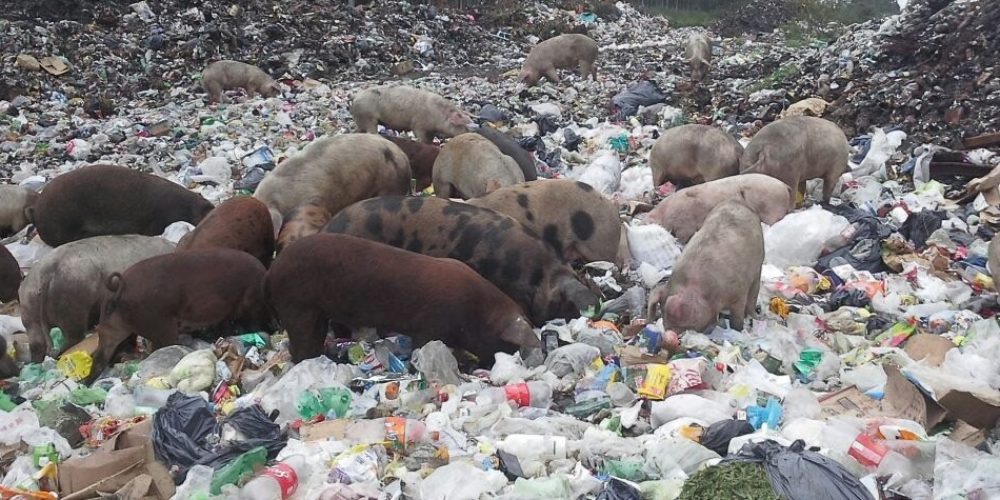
[202,60,280,103]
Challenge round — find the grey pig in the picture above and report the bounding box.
[644,173,791,243]
[202,60,281,103]
[650,124,742,188]
[647,201,763,332]
[519,34,599,87]
[433,134,524,199]
[684,33,712,81]
[0,185,38,238]
[351,85,474,143]
[740,116,849,202]
[254,134,411,217]
[18,235,174,362]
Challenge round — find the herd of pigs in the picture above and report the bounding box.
[0,32,856,382]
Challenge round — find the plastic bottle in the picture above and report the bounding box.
[210,446,268,494]
[296,387,352,420]
[746,397,783,430]
[476,381,552,408]
[346,417,428,449]
[240,455,311,500]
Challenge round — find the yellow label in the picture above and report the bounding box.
[637,364,672,400]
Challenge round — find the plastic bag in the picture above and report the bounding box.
[491,352,541,385]
[411,340,462,386]
[138,345,193,381]
[782,387,822,421]
[574,150,622,195]
[650,395,733,428]
[643,437,720,479]
[170,464,213,500]
[545,343,601,378]
[764,206,851,268]
[597,477,643,500]
[255,356,359,424]
[627,223,683,270]
[418,461,507,500]
[104,383,136,418]
[611,80,666,120]
[933,438,1000,499]
[724,440,873,500]
[152,393,285,481]
[168,349,217,392]
[699,419,754,456]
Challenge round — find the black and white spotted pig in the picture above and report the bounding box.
[468,179,621,265]
[323,196,598,324]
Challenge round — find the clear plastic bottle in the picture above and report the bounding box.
[475,381,552,408]
[240,455,311,500]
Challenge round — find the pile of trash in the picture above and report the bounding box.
[2,0,1000,499]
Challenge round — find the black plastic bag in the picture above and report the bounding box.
[517,136,540,152]
[152,393,286,483]
[535,115,560,136]
[477,104,507,123]
[723,440,873,500]
[829,288,870,309]
[899,210,944,249]
[611,80,665,120]
[818,205,892,274]
[699,419,754,456]
[564,128,582,152]
[597,478,642,500]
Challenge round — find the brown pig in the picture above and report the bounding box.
[0,185,38,238]
[202,60,281,103]
[648,201,763,332]
[19,235,174,362]
[684,33,712,81]
[177,196,275,267]
[382,135,440,191]
[519,34,599,86]
[644,173,791,243]
[276,203,332,253]
[433,134,525,199]
[650,124,743,188]
[740,116,850,202]
[0,244,20,303]
[253,134,411,217]
[30,165,214,247]
[91,248,270,380]
[267,234,539,364]
[468,180,622,265]
[324,196,598,324]
[352,85,474,143]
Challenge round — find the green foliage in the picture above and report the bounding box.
[749,62,801,92]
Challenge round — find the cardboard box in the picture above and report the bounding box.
[59,419,175,500]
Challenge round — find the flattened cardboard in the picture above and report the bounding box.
[936,390,1000,430]
[819,386,883,420]
[903,334,953,367]
[948,420,986,448]
[300,419,349,441]
[882,365,946,429]
[59,419,174,500]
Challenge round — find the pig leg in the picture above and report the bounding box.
[745,279,760,319]
[282,309,327,362]
[434,182,454,199]
[579,60,595,80]
[822,171,842,202]
[543,67,560,84]
[355,115,378,134]
[54,309,91,357]
[728,295,747,331]
[414,129,434,144]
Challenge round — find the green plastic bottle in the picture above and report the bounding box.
[210,446,267,494]
[297,387,352,420]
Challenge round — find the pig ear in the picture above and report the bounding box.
[447,110,468,126]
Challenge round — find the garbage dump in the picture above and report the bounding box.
[1,0,1000,498]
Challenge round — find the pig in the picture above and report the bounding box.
[648,201,763,332]
[0,244,20,303]
[276,203,332,253]
[352,85,474,143]
[30,165,214,247]
[473,126,538,181]
[433,134,525,199]
[0,185,38,238]
[324,196,598,324]
[468,180,621,265]
[650,124,743,188]
[740,116,850,203]
[519,34,599,87]
[267,234,539,363]
[176,196,275,267]
[202,60,280,103]
[684,33,712,81]
[382,135,440,191]
[645,173,792,243]
[19,235,174,362]
[91,248,270,380]
[0,336,16,379]
[253,134,411,217]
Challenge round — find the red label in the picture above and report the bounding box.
[262,463,298,499]
[848,434,888,468]
[504,383,531,407]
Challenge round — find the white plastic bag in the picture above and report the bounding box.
[255,356,360,424]
[763,206,851,268]
[574,150,622,195]
[650,394,733,428]
[627,223,682,270]
[933,439,1000,499]
[418,462,507,500]
[545,343,601,378]
[168,349,218,392]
